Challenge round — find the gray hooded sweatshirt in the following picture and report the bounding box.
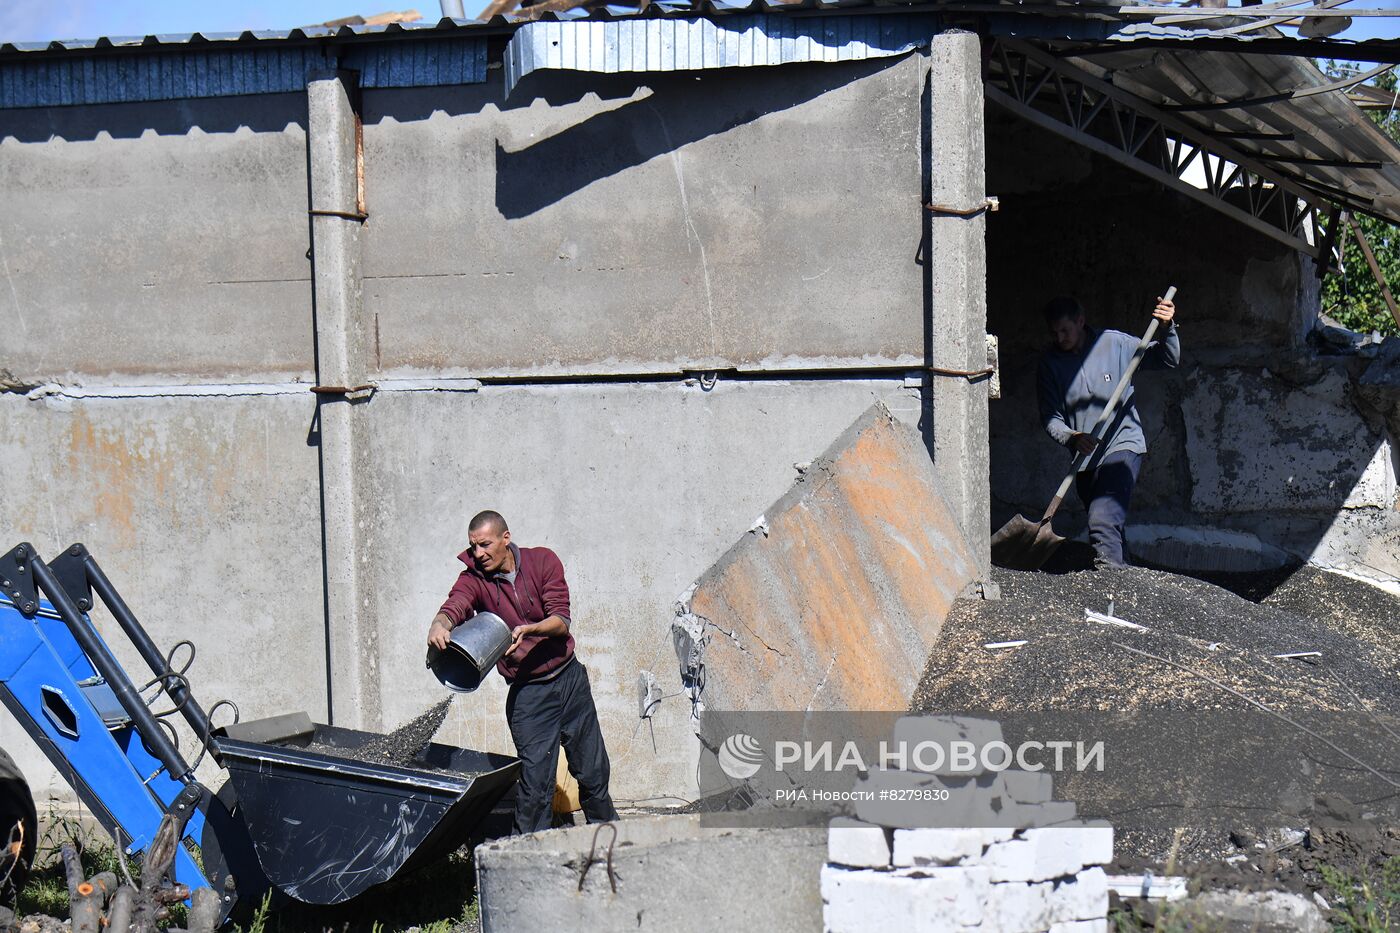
[1037,324,1180,472]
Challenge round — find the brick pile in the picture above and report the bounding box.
[820,716,1113,933]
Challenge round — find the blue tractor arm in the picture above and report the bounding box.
[0,541,519,923]
[0,544,215,909]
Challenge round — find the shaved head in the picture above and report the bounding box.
[469,510,508,535]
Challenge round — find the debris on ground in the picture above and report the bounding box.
[915,564,1400,717]
[915,560,1400,925]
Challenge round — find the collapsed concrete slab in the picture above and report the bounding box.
[671,403,979,719]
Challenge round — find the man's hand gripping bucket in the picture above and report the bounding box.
[427,611,511,692]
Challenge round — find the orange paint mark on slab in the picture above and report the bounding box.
[682,404,977,717]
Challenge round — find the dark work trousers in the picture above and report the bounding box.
[505,658,618,835]
[1074,450,1143,569]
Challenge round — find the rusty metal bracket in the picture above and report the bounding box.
[925,196,1000,217]
[310,383,377,397]
[926,365,996,380]
[308,208,368,222]
[577,822,618,893]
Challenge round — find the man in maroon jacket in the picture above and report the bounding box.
[427,510,618,834]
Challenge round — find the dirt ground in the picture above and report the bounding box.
[914,556,1400,922]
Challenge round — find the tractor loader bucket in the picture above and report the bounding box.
[213,722,519,905]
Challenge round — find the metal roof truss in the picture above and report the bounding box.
[986,38,1347,269]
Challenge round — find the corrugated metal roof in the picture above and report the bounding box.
[3,4,1398,58]
[503,13,933,93]
[1058,44,1400,225]
[0,32,488,109]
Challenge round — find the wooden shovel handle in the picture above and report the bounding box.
[1040,286,1177,523]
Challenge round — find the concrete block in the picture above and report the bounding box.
[852,769,1001,829]
[822,865,990,932]
[682,405,978,716]
[1046,867,1110,923]
[979,880,1054,933]
[998,769,1054,804]
[829,818,892,869]
[975,834,1038,883]
[1005,800,1078,828]
[892,828,1013,867]
[894,866,992,928]
[892,715,1003,775]
[850,768,1071,830]
[1179,890,1329,933]
[1025,825,1114,871]
[972,825,1114,883]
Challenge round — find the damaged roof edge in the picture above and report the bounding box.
[502,13,937,95]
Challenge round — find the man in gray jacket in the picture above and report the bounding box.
[1037,295,1179,568]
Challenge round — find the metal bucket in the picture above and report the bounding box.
[429,612,511,692]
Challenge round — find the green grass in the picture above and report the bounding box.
[1320,856,1400,932]
[16,807,142,918]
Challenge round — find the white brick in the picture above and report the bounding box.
[828,818,892,869]
[971,825,1113,883]
[1048,920,1108,933]
[1023,825,1114,870]
[892,866,992,928]
[1046,867,1110,923]
[980,880,1056,933]
[852,769,987,829]
[998,770,1054,804]
[892,715,1003,776]
[892,828,1014,866]
[1004,800,1078,828]
[821,864,991,932]
[975,835,1038,882]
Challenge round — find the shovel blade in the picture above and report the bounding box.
[990,513,1065,571]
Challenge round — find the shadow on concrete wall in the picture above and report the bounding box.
[493,58,906,219]
[0,92,312,142]
[983,106,1396,590]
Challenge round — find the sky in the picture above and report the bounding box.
[0,0,1398,44]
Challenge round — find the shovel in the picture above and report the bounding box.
[990,286,1177,571]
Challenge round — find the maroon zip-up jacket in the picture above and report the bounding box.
[437,542,575,684]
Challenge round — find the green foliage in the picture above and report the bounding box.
[1321,856,1400,931]
[16,805,141,918]
[1319,63,1400,338]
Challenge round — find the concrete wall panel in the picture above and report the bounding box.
[1181,367,1388,514]
[679,405,976,716]
[0,392,325,797]
[0,95,313,384]
[359,56,927,378]
[990,358,1400,585]
[357,378,921,800]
